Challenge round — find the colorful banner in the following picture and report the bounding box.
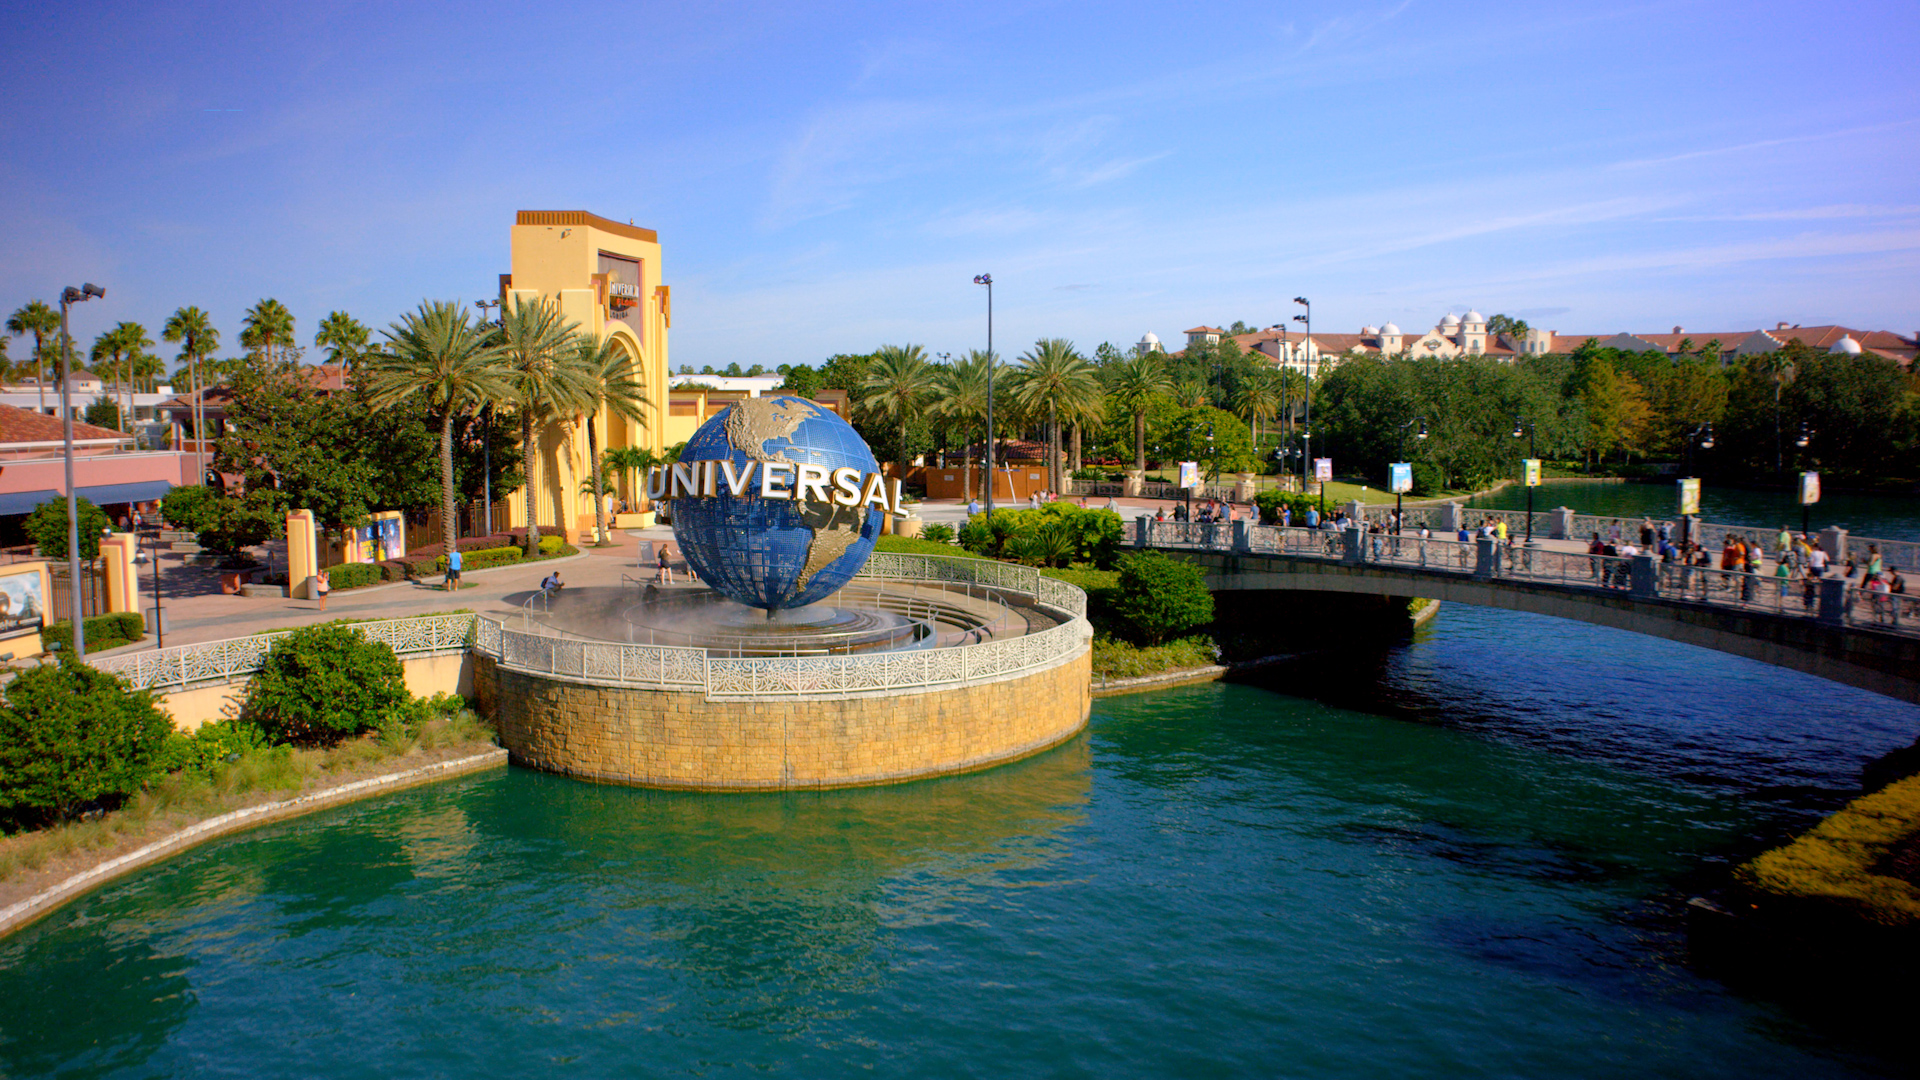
[1522,458,1542,487]
[1677,477,1701,517]
[344,524,376,564]
[1313,458,1333,483]
[1388,462,1412,494]
[1178,462,1201,490]
[1799,471,1821,506]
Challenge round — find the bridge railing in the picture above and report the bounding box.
[1138,519,1920,639]
[1842,585,1916,632]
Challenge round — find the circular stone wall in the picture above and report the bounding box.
[473,647,1091,790]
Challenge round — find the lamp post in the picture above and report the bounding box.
[1292,298,1311,496]
[1511,416,1537,545]
[59,282,104,659]
[142,525,164,648]
[1795,421,1813,536]
[474,299,501,536]
[973,274,995,520]
[1396,416,1428,532]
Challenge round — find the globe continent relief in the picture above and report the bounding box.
[671,396,883,612]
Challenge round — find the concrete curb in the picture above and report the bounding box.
[0,746,509,941]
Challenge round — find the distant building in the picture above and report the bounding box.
[1203,313,1916,371]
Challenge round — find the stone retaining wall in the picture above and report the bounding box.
[474,648,1092,790]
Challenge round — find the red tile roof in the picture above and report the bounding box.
[0,403,130,444]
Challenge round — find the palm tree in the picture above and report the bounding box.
[603,445,659,508]
[1171,378,1210,410]
[497,296,587,555]
[571,333,649,544]
[1108,350,1173,474]
[933,349,998,501]
[240,299,296,366]
[162,307,220,485]
[365,301,514,554]
[1233,370,1282,450]
[315,311,371,369]
[90,322,152,431]
[1008,338,1100,495]
[7,300,59,413]
[857,344,938,484]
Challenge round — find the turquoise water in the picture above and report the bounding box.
[1468,480,1920,542]
[4,606,1919,1078]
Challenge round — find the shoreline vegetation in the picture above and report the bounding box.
[0,718,501,939]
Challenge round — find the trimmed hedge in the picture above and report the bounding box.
[0,657,173,827]
[434,545,523,573]
[874,535,983,559]
[42,612,145,653]
[326,562,383,590]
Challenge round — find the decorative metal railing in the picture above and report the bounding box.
[90,613,479,691]
[476,552,1092,698]
[89,556,1094,699]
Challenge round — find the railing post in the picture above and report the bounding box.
[1233,518,1251,554]
[1134,516,1149,548]
[1630,553,1658,599]
[1549,507,1574,540]
[1474,536,1496,579]
[1818,577,1849,625]
[1343,526,1364,565]
[1440,502,1464,535]
[1817,526,1848,566]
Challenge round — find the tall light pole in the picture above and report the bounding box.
[1512,416,1537,546]
[60,282,105,659]
[1397,416,1427,531]
[1292,297,1311,499]
[973,274,995,520]
[474,299,501,535]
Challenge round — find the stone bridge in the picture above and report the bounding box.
[1134,520,1920,706]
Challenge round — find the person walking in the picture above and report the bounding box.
[1866,544,1884,580]
[315,569,331,612]
[655,541,674,584]
[444,547,462,592]
[1808,542,1829,578]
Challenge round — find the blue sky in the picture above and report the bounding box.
[3,0,1916,372]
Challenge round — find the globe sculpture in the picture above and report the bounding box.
[670,396,884,613]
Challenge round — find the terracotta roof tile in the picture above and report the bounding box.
[0,403,130,444]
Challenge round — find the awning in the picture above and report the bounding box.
[0,489,61,516]
[77,481,174,506]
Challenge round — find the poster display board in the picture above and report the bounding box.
[0,565,47,642]
[1799,471,1821,506]
[1178,462,1202,490]
[1388,463,1412,495]
[1677,477,1701,517]
[1523,459,1542,487]
[376,517,404,562]
[1313,458,1333,483]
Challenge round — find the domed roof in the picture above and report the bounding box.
[1440,313,1461,327]
[1361,326,1378,336]
[1139,331,1160,344]
[1464,310,1484,324]
[1380,322,1402,336]
[1830,334,1862,354]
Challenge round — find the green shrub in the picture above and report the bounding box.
[957,505,1124,567]
[435,545,523,573]
[1252,489,1326,526]
[874,535,983,559]
[920,522,955,544]
[1110,551,1214,645]
[24,497,111,561]
[42,612,145,653]
[241,624,410,747]
[537,535,565,555]
[326,562,383,590]
[1070,466,1105,482]
[161,485,222,532]
[0,657,173,827]
[156,719,273,780]
[1411,462,1445,498]
[1091,635,1218,680]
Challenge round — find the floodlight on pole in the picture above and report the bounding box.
[974,274,995,520]
[58,282,104,659]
